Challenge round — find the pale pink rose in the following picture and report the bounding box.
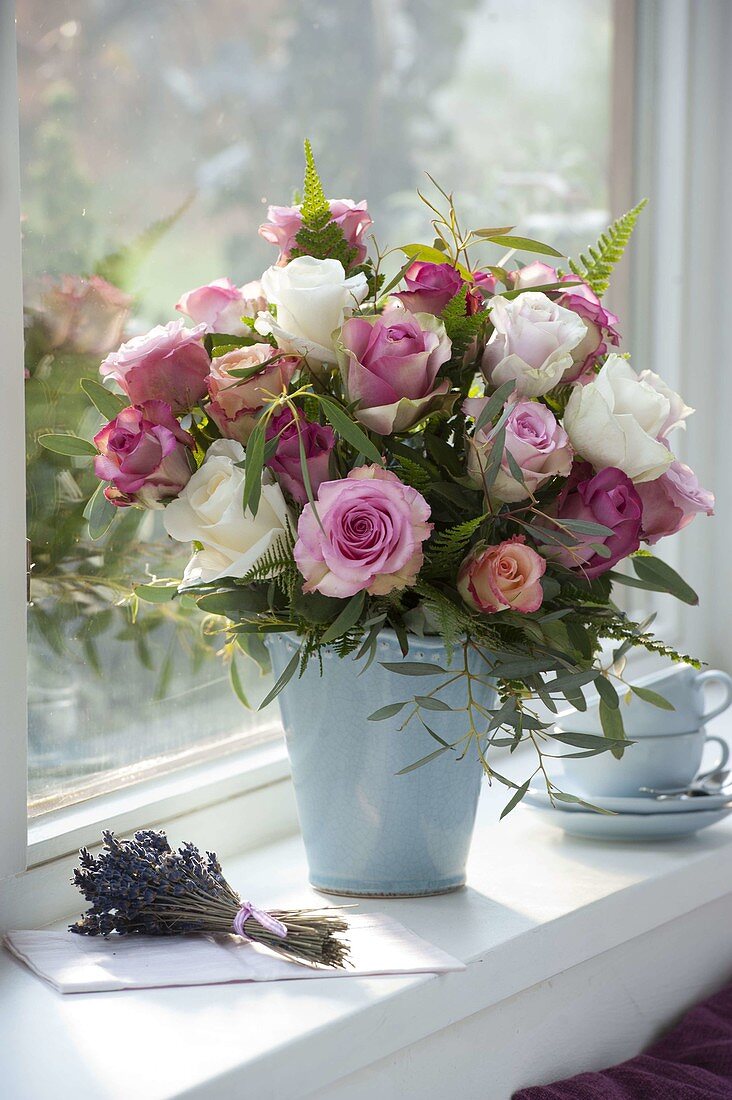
[265,408,335,505]
[175,277,267,335]
[337,307,452,434]
[93,400,194,508]
[258,199,372,265]
[505,265,620,381]
[206,344,299,444]
[482,292,588,397]
[100,319,209,415]
[31,274,132,356]
[294,466,432,599]
[393,261,462,315]
[637,459,715,544]
[463,397,573,503]
[458,536,545,614]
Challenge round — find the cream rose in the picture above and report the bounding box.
[482,292,588,397]
[163,439,292,586]
[563,355,675,483]
[256,256,368,366]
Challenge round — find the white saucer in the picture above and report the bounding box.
[524,788,732,815]
[523,802,731,841]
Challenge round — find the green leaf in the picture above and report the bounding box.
[83,484,117,540]
[599,697,627,758]
[632,555,699,606]
[241,419,266,517]
[381,256,419,297]
[596,676,620,709]
[472,379,516,432]
[368,701,408,722]
[320,591,366,645]
[38,433,97,457]
[560,518,615,539]
[380,661,448,676]
[317,397,383,465]
[630,685,675,710]
[135,583,178,603]
[551,791,616,815]
[396,746,451,775]
[80,379,128,420]
[550,730,634,752]
[414,696,453,712]
[196,588,269,618]
[482,234,564,258]
[229,655,251,708]
[258,646,301,710]
[400,243,457,265]
[500,778,531,820]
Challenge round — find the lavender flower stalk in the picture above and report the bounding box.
[70,830,350,969]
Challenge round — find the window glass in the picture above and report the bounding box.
[19,0,613,815]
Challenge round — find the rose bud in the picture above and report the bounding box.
[93,400,194,508]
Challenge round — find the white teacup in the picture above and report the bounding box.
[559,664,732,737]
[553,725,730,799]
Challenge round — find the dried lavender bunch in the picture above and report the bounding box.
[70,830,350,969]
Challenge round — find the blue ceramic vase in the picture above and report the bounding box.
[268,631,496,897]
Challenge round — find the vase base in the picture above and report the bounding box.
[311,881,466,899]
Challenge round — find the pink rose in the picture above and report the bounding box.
[548,463,643,578]
[393,261,463,315]
[93,400,194,508]
[31,274,132,357]
[466,271,498,316]
[258,199,372,266]
[337,307,452,434]
[294,465,432,599]
[482,292,588,397]
[100,319,210,415]
[265,408,335,505]
[637,459,714,545]
[505,261,558,290]
[175,278,267,335]
[557,276,620,381]
[463,397,573,502]
[458,536,545,614]
[206,344,299,444]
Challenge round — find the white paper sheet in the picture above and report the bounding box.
[4,913,464,994]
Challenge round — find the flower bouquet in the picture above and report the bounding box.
[41,141,713,895]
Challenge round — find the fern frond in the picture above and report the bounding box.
[237,523,299,600]
[567,199,647,297]
[424,513,487,577]
[393,454,433,494]
[94,196,193,291]
[291,140,358,269]
[440,286,485,365]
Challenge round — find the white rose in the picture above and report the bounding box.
[563,355,675,483]
[256,256,369,366]
[482,292,588,397]
[638,369,694,437]
[163,439,292,586]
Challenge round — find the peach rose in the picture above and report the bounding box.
[457,536,545,614]
[206,344,299,443]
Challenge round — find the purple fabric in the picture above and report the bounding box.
[513,984,732,1099]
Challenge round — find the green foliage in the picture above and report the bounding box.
[568,199,648,296]
[424,514,487,577]
[440,286,485,366]
[94,197,193,292]
[290,140,358,269]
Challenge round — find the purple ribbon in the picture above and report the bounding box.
[232,901,288,941]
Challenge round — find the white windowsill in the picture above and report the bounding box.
[4,716,732,1100]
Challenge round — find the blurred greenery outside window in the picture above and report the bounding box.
[20,0,614,815]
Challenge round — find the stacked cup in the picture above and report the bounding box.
[526,665,732,840]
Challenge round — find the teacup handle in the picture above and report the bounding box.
[694,669,732,723]
[700,734,730,777]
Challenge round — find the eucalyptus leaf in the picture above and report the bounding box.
[599,697,627,758]
[318,397,383,465]
[630,685,676,710]
[380,661,448,676]
[229,656,251,708]
[258,647,301,710]
[241,419,266,517]
[483,234,563,258]
[473,379,515,432]
[38,433,97,457]
[632,555,699,606]
[84,484,117,540]
[414,696,453,712]
[596,676,620,709]
[80,378,127,420]
[134,583,179,603]
[368,701,408,721]
[500,778,531,820]
[396,746,450,775]
[320,590,366,645]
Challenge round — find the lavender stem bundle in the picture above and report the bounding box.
[71,830,351,969]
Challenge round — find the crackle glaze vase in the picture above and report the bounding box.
[267,631,497,898]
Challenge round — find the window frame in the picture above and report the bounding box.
[6,0,712,915]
